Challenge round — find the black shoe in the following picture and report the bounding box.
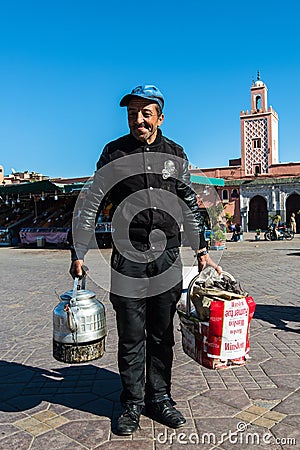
[146,399,186,428]
[115,404,142,435]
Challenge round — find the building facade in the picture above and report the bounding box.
[191,74,300,232]
[0,168,48,185]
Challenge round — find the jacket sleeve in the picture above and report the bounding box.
[71,145,110,261]
[176,152,207,251]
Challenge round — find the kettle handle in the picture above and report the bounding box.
[80,265,88,289]
[70,277,79,306]
[70,266,89,306]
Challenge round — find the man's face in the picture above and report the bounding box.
[127,98,164,144]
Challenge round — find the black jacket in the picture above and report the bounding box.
[72,129,206,260]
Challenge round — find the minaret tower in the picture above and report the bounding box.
[240,72,279,176]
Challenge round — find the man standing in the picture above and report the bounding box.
[290,212,296,234]
[70,85,221,435]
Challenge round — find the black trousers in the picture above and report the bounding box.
[110,246,182,406]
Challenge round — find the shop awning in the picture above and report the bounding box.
[0,180,62,195]
[190,175,224,186]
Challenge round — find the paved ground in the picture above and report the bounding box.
[0,233,299,449]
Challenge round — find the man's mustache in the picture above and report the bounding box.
[134,123,148,129]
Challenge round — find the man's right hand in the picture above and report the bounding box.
[69,259,84,279]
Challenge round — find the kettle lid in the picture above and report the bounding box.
[60,289,96,301]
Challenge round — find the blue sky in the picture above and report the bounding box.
[1,0,300,178]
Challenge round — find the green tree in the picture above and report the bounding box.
[225,212,234,224]
[208,204,226,242]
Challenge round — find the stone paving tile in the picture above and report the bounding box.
[139,415,153,427]
[91,380,122,397]
[206,382,227,390]
[156,444,202,450]
[201,389,251,410]
[280,414,300,429]
[246,405,269,415]
[189,395,240,418]
[22,421,52,437]
[220,383,245,390]
[31,410,57,422]
[171,383,204,400]
[14,416,52,436]
[29,429,87,449]
[270,374,300,390]
[172,374,208,391]
[63,399,113,421]
[235,411,258,423]
[252,399,281,409]
[50,392,99,410]
[95,441,154,449]
[193,417,245,450]
[57,419,111,448]
[0,423,21,439]
[0,409,27,423]
[272,391,300,414]
[271,422,300,448]
[4,395,53,413]
[44,415,70,428]
[0,431,33,450]
[252,417,277,428]
[132,425,154,440]
[245,387,291,401]
[48,403,72,416]
[263,410,287,422]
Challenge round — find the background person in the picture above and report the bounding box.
[230,223,241,241]
[290,212,296,233]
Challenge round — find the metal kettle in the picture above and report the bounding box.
[53,276,106,363]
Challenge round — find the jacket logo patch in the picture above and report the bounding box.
[162,160,177,179]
